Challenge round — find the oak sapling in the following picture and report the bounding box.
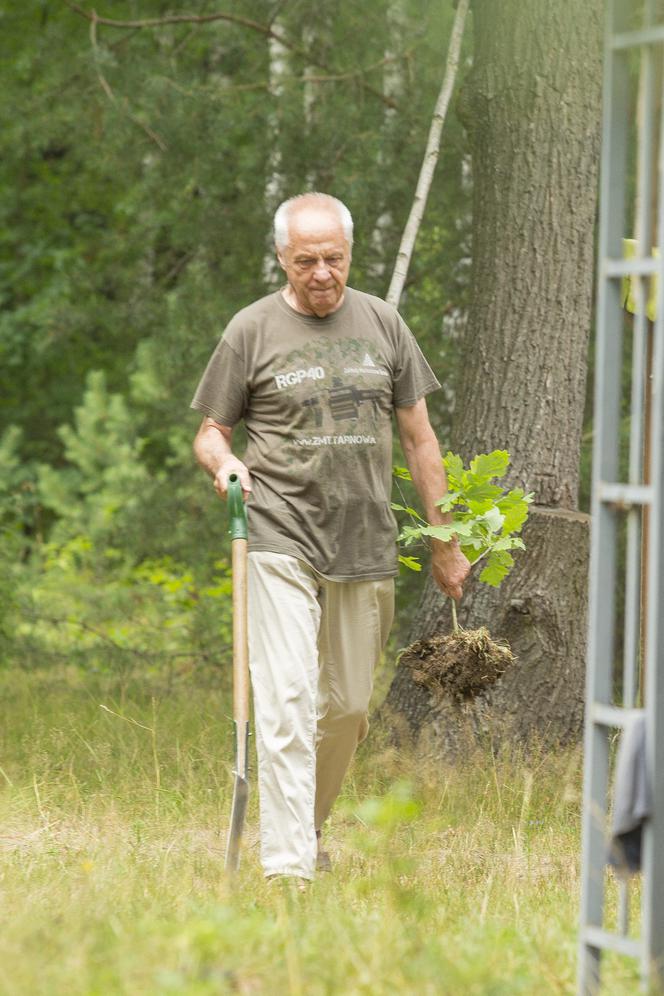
[392,450,533,702]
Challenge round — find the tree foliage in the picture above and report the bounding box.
[0,0,472,667]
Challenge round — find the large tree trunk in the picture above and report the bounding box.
[383,0,602,751]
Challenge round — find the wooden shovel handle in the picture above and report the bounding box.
[231,537,250,730]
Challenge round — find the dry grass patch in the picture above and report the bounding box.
[0,669,645,995]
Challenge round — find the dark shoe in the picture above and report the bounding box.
[316,848,332,872]
[316,831,332,873]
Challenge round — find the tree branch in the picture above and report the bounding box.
[64,0,398,110]
[88,11,115,103]
[157,51,408,99]
[88,9,167,151]
[66,0,294,39]
[386,0,469,309]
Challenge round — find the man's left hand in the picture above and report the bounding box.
[431,540,471,601]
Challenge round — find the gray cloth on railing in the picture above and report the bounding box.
[608,709,651,876]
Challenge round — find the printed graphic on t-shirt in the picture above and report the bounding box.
[269,337,392,459]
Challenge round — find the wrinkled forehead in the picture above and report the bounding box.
[286,207,349,253]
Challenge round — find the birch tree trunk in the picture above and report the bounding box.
[386,0,469,308]
[382,0,603,753]
[366,0,408,284]
[261,26,290,287]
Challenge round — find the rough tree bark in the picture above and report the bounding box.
[382,0,603,753]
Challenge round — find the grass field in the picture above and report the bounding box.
[0,668,646,995]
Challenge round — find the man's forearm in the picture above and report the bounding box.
[193,419,234,478]
[193,418,252,497]
[402,431,452,529]
[400,421,469,599]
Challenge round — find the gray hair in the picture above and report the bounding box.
[273,192,354,250]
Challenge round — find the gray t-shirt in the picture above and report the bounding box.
[191,287,440,580]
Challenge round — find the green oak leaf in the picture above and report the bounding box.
[479,506,504,532]
[419,521,475,542]
[391,502,426,521]
[443,451,464,487]
[463,482,504,506]
[393,449,530,590]
[470,450,510,480]
[460,542,486,563]
[498,489,534,534]
[479,549,514,587]
[490,536,525,552]
[435,490,463,510]
[397,525,423,546]
[399,555,422,571]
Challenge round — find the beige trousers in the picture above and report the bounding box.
[247,552,394,879]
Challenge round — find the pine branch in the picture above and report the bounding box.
[64,0,294,39]
[88,10,167,151]
[158,51,408,98]
[64,1,399,110]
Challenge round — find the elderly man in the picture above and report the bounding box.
[191,192,469,882]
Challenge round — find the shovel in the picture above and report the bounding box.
[224,472,250,873]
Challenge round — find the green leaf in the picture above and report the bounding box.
[435,494,458,513]
[497,489,534,535]
[391,502,426,521]
[469,450,510,481]
[398,555,422,572]
[464,482,503,506]
[500,505,529,535]
[461,543,484,564]
[435,489,466,510]
[490,536,526,552]
[479,549,515,587]
[479,506,504,533]
[395,450,531,590]
[397,525,423,546]
[419,524,455,542]
[393,465,412,481]
[420,521,475,543]
[443,451,464,486]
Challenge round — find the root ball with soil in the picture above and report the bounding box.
[400,627,515,704]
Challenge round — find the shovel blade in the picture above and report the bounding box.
[225,773,249,872]
[225,719,250,873]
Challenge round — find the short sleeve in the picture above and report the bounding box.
[190,339,247,426]
[392,319,441,408]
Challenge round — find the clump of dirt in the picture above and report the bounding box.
[400,628,515,704]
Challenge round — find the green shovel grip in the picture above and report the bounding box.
[227,473,248,540]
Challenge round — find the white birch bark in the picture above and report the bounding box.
[367,1,407,281]
[386,0,469,309]
[262,27,290,287]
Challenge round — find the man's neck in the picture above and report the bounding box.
[281,284,345,318]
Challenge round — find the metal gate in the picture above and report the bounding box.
[578,0,664,992]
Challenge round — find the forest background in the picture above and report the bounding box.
[1,0,479,671]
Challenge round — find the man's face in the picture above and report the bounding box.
[277,208,351,318]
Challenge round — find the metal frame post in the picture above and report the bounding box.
[578,0,664,991]
[641,76,664,981]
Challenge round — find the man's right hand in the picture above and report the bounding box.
[213,458,252,500]
[431,538,471,602]
[193,418,252,500]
